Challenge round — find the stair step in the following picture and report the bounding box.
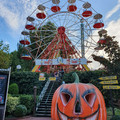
[37,108,51,111]
[38,106,51,109]
[36,110,51,114]
[36,81,61,117]
[36,113,51,117]
[40,101,52,104]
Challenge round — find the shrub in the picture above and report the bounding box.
[8,83,19,94]
[6,95,19,115]
[10,71,46,94]
[19,95,34,114]
[110,115,120,120]
[14,105,27,117]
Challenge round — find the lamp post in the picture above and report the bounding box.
[16,65,21,71]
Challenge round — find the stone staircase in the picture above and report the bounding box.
[36,81,61,117]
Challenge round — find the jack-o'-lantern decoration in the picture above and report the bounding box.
[51,73,107,120]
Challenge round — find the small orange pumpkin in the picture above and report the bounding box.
[51,73,107,120]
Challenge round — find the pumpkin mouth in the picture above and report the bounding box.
[57,104,100,120]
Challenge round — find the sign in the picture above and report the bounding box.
[0,68,11,120]
[103,85,120,89]
[98,76,117,80]
[0,75,8,105]
[39,77,46,81]
[99,80,118,85]
[49,77,56,81]
[35,58,88,65]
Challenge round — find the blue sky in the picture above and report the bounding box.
[0,0,120,54]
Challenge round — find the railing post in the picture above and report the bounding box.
[33,86,37,116]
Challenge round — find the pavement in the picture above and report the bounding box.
[5,116,51,120]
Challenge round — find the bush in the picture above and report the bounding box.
[14,105,27,117]
[10,71,46,94]
[19,95,34,114]
[6,95,19,115]
[110,115,120,120]
[63,70,105,83]
[8,83,19,94]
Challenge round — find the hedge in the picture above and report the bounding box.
[63,70,105,83]
[6,94,35,116]
[19,95,34,114]
[6,95,19,115]
[10,71,47,94]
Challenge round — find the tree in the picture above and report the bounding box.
[29,21,56,58]
[10,48,33,72]
[0,40,10,69]
[92,34,120,76]
[10,21,57,72]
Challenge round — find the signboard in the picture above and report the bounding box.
[98,76,117,80]
[0,68,11,120]
[103,85,120,89]
[49,77,56,81]
[35,58,88,65]
[39,73,45,77]
[0,75,8,105]
[39,77,46,81]
[99,80,118,85]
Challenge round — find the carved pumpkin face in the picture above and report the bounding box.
[51,83,107,120]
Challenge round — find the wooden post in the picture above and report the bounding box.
[110,90,115,116]
[33,86,37,116]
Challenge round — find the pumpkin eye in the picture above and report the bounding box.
[84,93,96,107]
[61,92,71,105]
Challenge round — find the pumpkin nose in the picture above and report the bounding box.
[75,101,81,113]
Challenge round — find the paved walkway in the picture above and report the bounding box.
[6,116,51,120]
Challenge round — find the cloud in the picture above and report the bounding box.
[4,41,10,45]
[0,2,20,30]
[89,16,120,70]
[105,18,120,42]
[105,0,120,20]
[0,0,38,31]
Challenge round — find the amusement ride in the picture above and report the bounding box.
[19,0,107,73]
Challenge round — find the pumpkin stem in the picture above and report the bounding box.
[72,72,80,83]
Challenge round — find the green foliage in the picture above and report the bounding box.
[6,94,36,116]
[14,105,27,117]
[0,40,9,53]
[0,50,10,69]
[92,35,120,76]
[19,95,34,114]
[63,70,104,83]
[107,107,120,116]
[10,49,33,72]
[8,83,19,94]
[6,95,19,115]
[29,21,56,57]
[110,115,120,120]
[10,71,46,94]
[0,40,10,68]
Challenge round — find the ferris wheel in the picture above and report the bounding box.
[19,0,106,72]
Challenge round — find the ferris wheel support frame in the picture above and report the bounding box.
[81,19,85,58]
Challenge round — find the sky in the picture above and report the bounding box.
[0,0,120,69]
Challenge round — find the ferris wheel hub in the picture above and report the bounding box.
[57,26,65,34]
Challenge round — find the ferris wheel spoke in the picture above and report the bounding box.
[19,0,105,71]
[63,12,72,27]
[66,21,81,29]
[28,33,56,47]
[46,14,59,27]
[65,15,79,28]
[66,32,80,39]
